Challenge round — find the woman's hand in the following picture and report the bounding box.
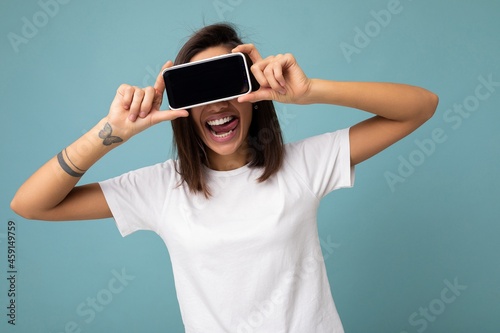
[106,61,189,142]
[232,44,312,105]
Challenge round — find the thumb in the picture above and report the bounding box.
[237,89,273,103]
[149,109,189,126]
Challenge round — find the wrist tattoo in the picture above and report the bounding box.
[57,151,85,177]
[99,122,123,146]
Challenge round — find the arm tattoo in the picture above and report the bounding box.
[63,148,86,172]
[57,122,122,176]
[98,122,123,146]
[57,151,85,177]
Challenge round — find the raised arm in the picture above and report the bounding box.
[304,80,438,165]
[11,62,188,221]
[232,44,439,166]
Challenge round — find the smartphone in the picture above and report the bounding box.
[162,52,255,110]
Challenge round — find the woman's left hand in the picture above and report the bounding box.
[232,44,312,105]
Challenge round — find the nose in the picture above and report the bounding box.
[206,100,229,112]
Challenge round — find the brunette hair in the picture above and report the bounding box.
[171,23,284,196]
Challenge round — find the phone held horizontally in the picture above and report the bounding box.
[162,52,254,110]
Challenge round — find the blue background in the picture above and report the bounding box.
[1,0,499,332]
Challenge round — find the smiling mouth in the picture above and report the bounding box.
[205,116,239,139]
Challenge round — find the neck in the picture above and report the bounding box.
[206,144,250,171]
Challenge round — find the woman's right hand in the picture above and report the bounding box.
[106,61,189,142]
[11,61,189,221]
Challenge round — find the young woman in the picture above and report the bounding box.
[11,24,438,332]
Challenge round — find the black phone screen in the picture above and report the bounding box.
[163,53,252,110]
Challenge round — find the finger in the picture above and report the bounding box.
[139,87,155,118]
[117,84,134,110]
[128,87,145,121]
[232,44,263,64]
[263,62,286,94]
[272,58,287,88]
[152,88,163,111]
[154,60,173,94]
[250,63,271,89]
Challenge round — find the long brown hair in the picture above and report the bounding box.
[171,23,284,197]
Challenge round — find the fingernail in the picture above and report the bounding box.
[129,114,137,121]
[139,112,147,118]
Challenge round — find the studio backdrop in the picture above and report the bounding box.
[1,0,499,332]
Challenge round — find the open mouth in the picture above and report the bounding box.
[205,115,239,140]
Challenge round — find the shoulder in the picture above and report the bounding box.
[124,159,178,176]
[284,128,350,158]
[101,159,181,187]
[279,128,354,197]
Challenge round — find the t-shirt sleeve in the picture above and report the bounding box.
[285,127,355,199]
[98,161,173,237]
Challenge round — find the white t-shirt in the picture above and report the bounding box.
[99,128,355,333]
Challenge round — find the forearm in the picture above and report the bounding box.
[11,81,188,220]
[11,118,118,219]
[303,79,438,122]
[233,45,439,166]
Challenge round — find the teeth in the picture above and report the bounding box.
[207,116,233,126]
[210,130,233,138]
